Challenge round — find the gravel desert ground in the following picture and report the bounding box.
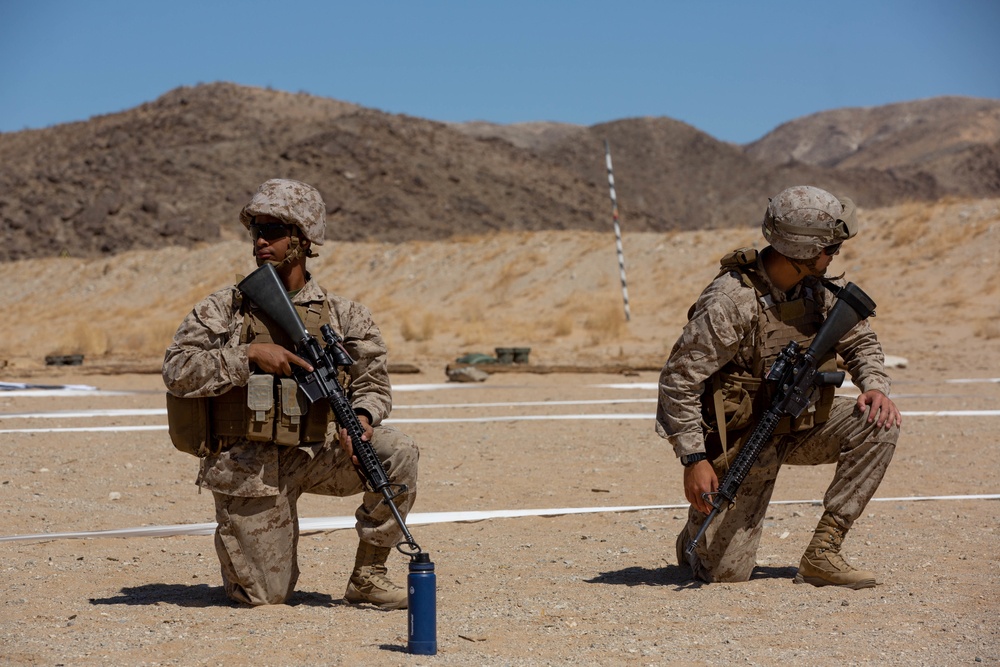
[0,368,997,666]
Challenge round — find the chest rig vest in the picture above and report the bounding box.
[701,248,839,457]
[209,292,337,446]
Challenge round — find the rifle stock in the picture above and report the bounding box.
[685,282,876,557]
[237,264,422,555]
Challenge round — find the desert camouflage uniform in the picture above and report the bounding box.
[656,251,898,582]
[163,277,418,604]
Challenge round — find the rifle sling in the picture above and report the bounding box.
[711,373,730,473]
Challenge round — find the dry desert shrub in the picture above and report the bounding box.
[45,317,178,360]
[51,323,110,357]
[469,237,511,264]
[456,319,490,346]
[584,299,628,342]
[363,294,403,317]
[117,319,180,357]
[984,268,1000,296]
[975,318,1000,340]
[550,289,628,343]
[887,199,991,255]
[491,252,547,296]
[400,310,436,342]
[552,312,574,337]
[443,298,487,346]
[885,202,934,248]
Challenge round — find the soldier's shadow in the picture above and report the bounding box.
[585,565,798,590]
[88,583,339,608]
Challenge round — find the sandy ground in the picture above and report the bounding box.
[1,198,999,665]
[0,368,997,666]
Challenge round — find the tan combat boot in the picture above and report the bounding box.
[344,541,408,609]
[794,513,878,590]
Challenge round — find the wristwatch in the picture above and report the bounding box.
[680,452,709,467]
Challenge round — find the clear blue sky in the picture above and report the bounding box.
[1,0,997,144]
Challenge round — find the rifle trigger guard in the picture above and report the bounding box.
[701,490,734,511]
[385,482,407,501]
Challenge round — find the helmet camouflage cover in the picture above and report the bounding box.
[239,179,326,245]
[761,185,857,259]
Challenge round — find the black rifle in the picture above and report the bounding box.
[685,282,877,557]
[238,264,422,556]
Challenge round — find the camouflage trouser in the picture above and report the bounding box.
[212,424,418,604]
[677,396,898,582]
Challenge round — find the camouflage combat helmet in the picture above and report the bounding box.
[239,178,326,245]
[761,185,857,259]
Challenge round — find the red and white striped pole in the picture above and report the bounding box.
[604,139,631,322]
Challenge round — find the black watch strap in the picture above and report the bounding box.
[681,452,709,467]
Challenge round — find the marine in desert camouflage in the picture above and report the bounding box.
[656,185,902,589]
[163,179,418,608]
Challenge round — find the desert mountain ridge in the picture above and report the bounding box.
[0,83,998,263]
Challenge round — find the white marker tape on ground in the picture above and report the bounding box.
[945,378,1000,384]
[0,506,681,543]
[600,379,1000,389]
[0,382,98,392]
[0,415,655,434]
[0,400,658,421]
[0,409,167,420]
[0,389,135,397]
[1,399,995,425]
[395,398,658,410]
[385,413,655,424]
[0,383,481,397]
[392,383,487,392]
[1,495,997,544]
[0,425,169,434]
[2,409,1000,434]
[900,410,1000,417]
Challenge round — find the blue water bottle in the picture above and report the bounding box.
[407,552,437,655]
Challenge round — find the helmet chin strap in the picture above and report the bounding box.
[788,254,824,278]
[253,236,317,270]
[793,254,819,270]
[789,254,842,281]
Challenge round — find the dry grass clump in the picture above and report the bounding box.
[975,318,1000,340]
[492,250,548,296]
[117,319,181,358]
[451,316,489,347]
[399,310,437,342]
[884,201,934,247]
[43,318,180,359]
[583,300,629,343]
[552,312,574,337]
[55,323,110,357]
[885,198,994,254]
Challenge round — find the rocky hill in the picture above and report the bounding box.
[745,96,1000,196]
[1,83,996,262]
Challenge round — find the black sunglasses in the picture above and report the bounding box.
[249,222,294,242]
[823,242,842,256]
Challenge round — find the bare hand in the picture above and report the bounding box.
[338,413,373,466]
[247,343,313,376]
[856,389,902,430]
[684,459,718,515]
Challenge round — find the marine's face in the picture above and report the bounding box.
[815,242,841,276]
[250,214,293,265]
[799,242,840,278]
